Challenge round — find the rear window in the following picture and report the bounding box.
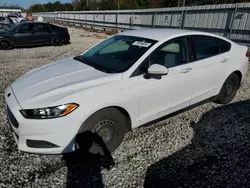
[35,23,50,32]
[216,38,231,53]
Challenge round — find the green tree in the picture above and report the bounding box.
[100,0,117,10]
[45,2,54,12]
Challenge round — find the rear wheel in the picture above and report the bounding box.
[75,108,127,155]
[0,38,13,50]
[51,36,64,46]
[215,73,240,104]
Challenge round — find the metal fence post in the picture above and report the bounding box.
[181,9,187,29]
[132,11,134,28]
[103,12,105,26]
[180,7,185,29]
[93,13,95,29]
[151,11,156,28]
[116,11,119,26]
[74,13,76,26]
[229,3,238,38]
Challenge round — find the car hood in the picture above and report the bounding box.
[11,57,122,109]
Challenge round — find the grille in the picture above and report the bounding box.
[7,106,19,128]
[26,140,59,148]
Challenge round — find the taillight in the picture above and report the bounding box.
[246,50,249,57]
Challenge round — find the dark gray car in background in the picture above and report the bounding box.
[0,22,70,50]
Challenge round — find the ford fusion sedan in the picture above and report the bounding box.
[0,22,70,50]
[5,29,249,154]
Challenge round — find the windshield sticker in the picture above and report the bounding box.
[132,41,152,48]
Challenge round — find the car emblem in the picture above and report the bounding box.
[7,93,11,97]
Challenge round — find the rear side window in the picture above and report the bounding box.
[216,38,231,53]
[192,35,221,60]
[50,24,59,30]
[0,17,4,21]
[35,23,50,32]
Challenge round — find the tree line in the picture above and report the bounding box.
[28,0,250,12]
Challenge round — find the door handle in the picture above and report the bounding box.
[180,68,192,73]
[220,58,228,63]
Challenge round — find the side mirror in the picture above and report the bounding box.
[147,64,169,76]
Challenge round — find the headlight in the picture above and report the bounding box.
[20,103,79,119]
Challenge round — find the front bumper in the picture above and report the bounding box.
[4,86,81,154]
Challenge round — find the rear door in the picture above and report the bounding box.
[33,23,52,44]
[190,35,231,105]
[13,23,36,46]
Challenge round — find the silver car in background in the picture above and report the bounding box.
[7,14,25,24]
[0,16,14,30]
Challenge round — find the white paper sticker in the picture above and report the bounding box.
[132,41,152,48]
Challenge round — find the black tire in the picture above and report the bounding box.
[51,36,64,46]
[76,108,127,155]
[215,73,240,104]
[0,38,13,50]
[3,25,10,30]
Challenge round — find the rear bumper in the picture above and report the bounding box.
[5,86,81,154]
[63,34,70,43]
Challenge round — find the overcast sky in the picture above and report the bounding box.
[2,0,70,9]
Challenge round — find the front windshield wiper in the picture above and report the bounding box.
[73,56,116,73]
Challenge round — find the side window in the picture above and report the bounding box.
[99,40,129,55]
[192,35,221,60]
[50,24,58,30]
[216,38,231,53]
[19,23,34,33]
[35,23,50,32]
[131,37,189,77]
[0,17,4,21]
[150,37,189,68]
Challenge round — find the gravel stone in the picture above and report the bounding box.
[0,26,250,188]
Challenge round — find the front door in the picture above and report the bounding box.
[13,23,36,46]
[135,36,194,125]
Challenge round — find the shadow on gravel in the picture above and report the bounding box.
[144,100,250,188]
[62,131,115,188]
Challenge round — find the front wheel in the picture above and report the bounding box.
[0,38,13,50]
[75,108,127,155]
[214,73,240,104]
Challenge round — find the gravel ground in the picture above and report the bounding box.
[0,26,250,188]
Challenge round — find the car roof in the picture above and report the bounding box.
[118,28,227,41]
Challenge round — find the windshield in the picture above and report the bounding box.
[74,35,157,73]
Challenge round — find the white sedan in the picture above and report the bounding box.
[5,29,249,154]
